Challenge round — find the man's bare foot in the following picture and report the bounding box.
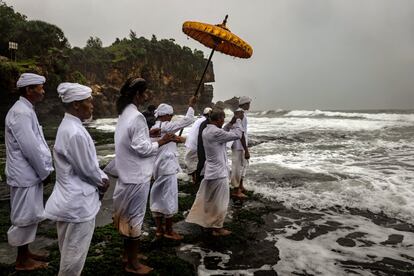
[15,258,48,271]
[231,191,247,198]
[125,262,153,275]
[155,230,164,239]
[122,253,148,264]
[212,228,232,236]
[164,231,183,241]
[28,251,49,262]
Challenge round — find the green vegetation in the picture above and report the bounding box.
[0,182,198,275]
[0,1,211,124]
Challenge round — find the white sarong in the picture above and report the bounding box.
[57,219,95,276]
[185,149,198,175]
[7,183,44,246]
[185,177,229,228]
[150,174,178,218]
[230,149,249,188]
[112,180,150,238]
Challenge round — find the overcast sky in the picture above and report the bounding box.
[5,0,414,110]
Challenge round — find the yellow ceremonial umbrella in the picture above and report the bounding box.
[182,15,253,96]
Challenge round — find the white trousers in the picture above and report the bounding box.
[113,180,150,239]
[57,219,95,276]
[7,182,44,247]
[186,177,229,229]
[230,150,248,188]
[150,174,178,218]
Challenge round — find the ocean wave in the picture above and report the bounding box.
[284,110,414,122]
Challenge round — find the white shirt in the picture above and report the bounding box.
[45,113,107,222]
[202,120,243,180]
[185,116,207,151]
[232,113,248,151]
[152,107,195,177]
[5,97,53,187]
[115,104,158,184]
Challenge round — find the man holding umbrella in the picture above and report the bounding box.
[186,109,243,236]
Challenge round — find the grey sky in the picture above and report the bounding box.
[5,0,414,110]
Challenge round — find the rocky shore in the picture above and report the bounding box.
[1,173,414,275]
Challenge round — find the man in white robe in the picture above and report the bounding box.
[186,110,243,236]
[184,107,212,183]
[231,96,252,198]
[113,77,175,274]
[44,82,109,276]
[150,97,196,240]
[5,73,54,271]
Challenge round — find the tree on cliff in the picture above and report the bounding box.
[0,2,69,60]
[0,1,214,122]
[86,37,103,49]
[0,1,26,57]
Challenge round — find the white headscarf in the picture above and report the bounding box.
[154,103,174,117]
[203,107,213,115]
[239,96,252,105]
[57,82,92,103]
[16,73,46,88]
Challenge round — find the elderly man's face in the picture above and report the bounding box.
[76,97,94,121]
[240,102,250,111]
[27,84,45,103]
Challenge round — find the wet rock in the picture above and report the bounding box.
[336,238,356,247]
[341,257,414,275]
[254,270,278,276]
[286,223,337,241]
[349,208,414,233]
[380,234,404,246]
[345,231,367,239]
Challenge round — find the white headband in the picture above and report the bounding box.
[16,73,45,88]
[57,82,92,103]
[155,103,174,117]
[239,96,252,105]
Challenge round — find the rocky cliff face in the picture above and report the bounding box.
[0,3,217,123]
[0,58,215,123]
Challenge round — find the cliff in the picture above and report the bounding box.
[0,3,215,124]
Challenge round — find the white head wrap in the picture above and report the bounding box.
[16,73,46,88]
[203,107,213,115]
[57,82,92,103]
[155,103,174,117]
[235,107,244,112]
[239,96,252,105]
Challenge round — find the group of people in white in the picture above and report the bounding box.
[4,73,252,275]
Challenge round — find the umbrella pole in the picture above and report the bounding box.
[178,46,217,136]
[193,46,217,97]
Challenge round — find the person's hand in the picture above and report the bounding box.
[230,116,237,124]
[244,150,250,160]
[101,178,110,193]
[189,96,197,107]
[174,136,186,144]
[149,128,161,138]
[234,111,244,120]
[43,174,52,186]
[99,178,110,200]
[158,133,176,146]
